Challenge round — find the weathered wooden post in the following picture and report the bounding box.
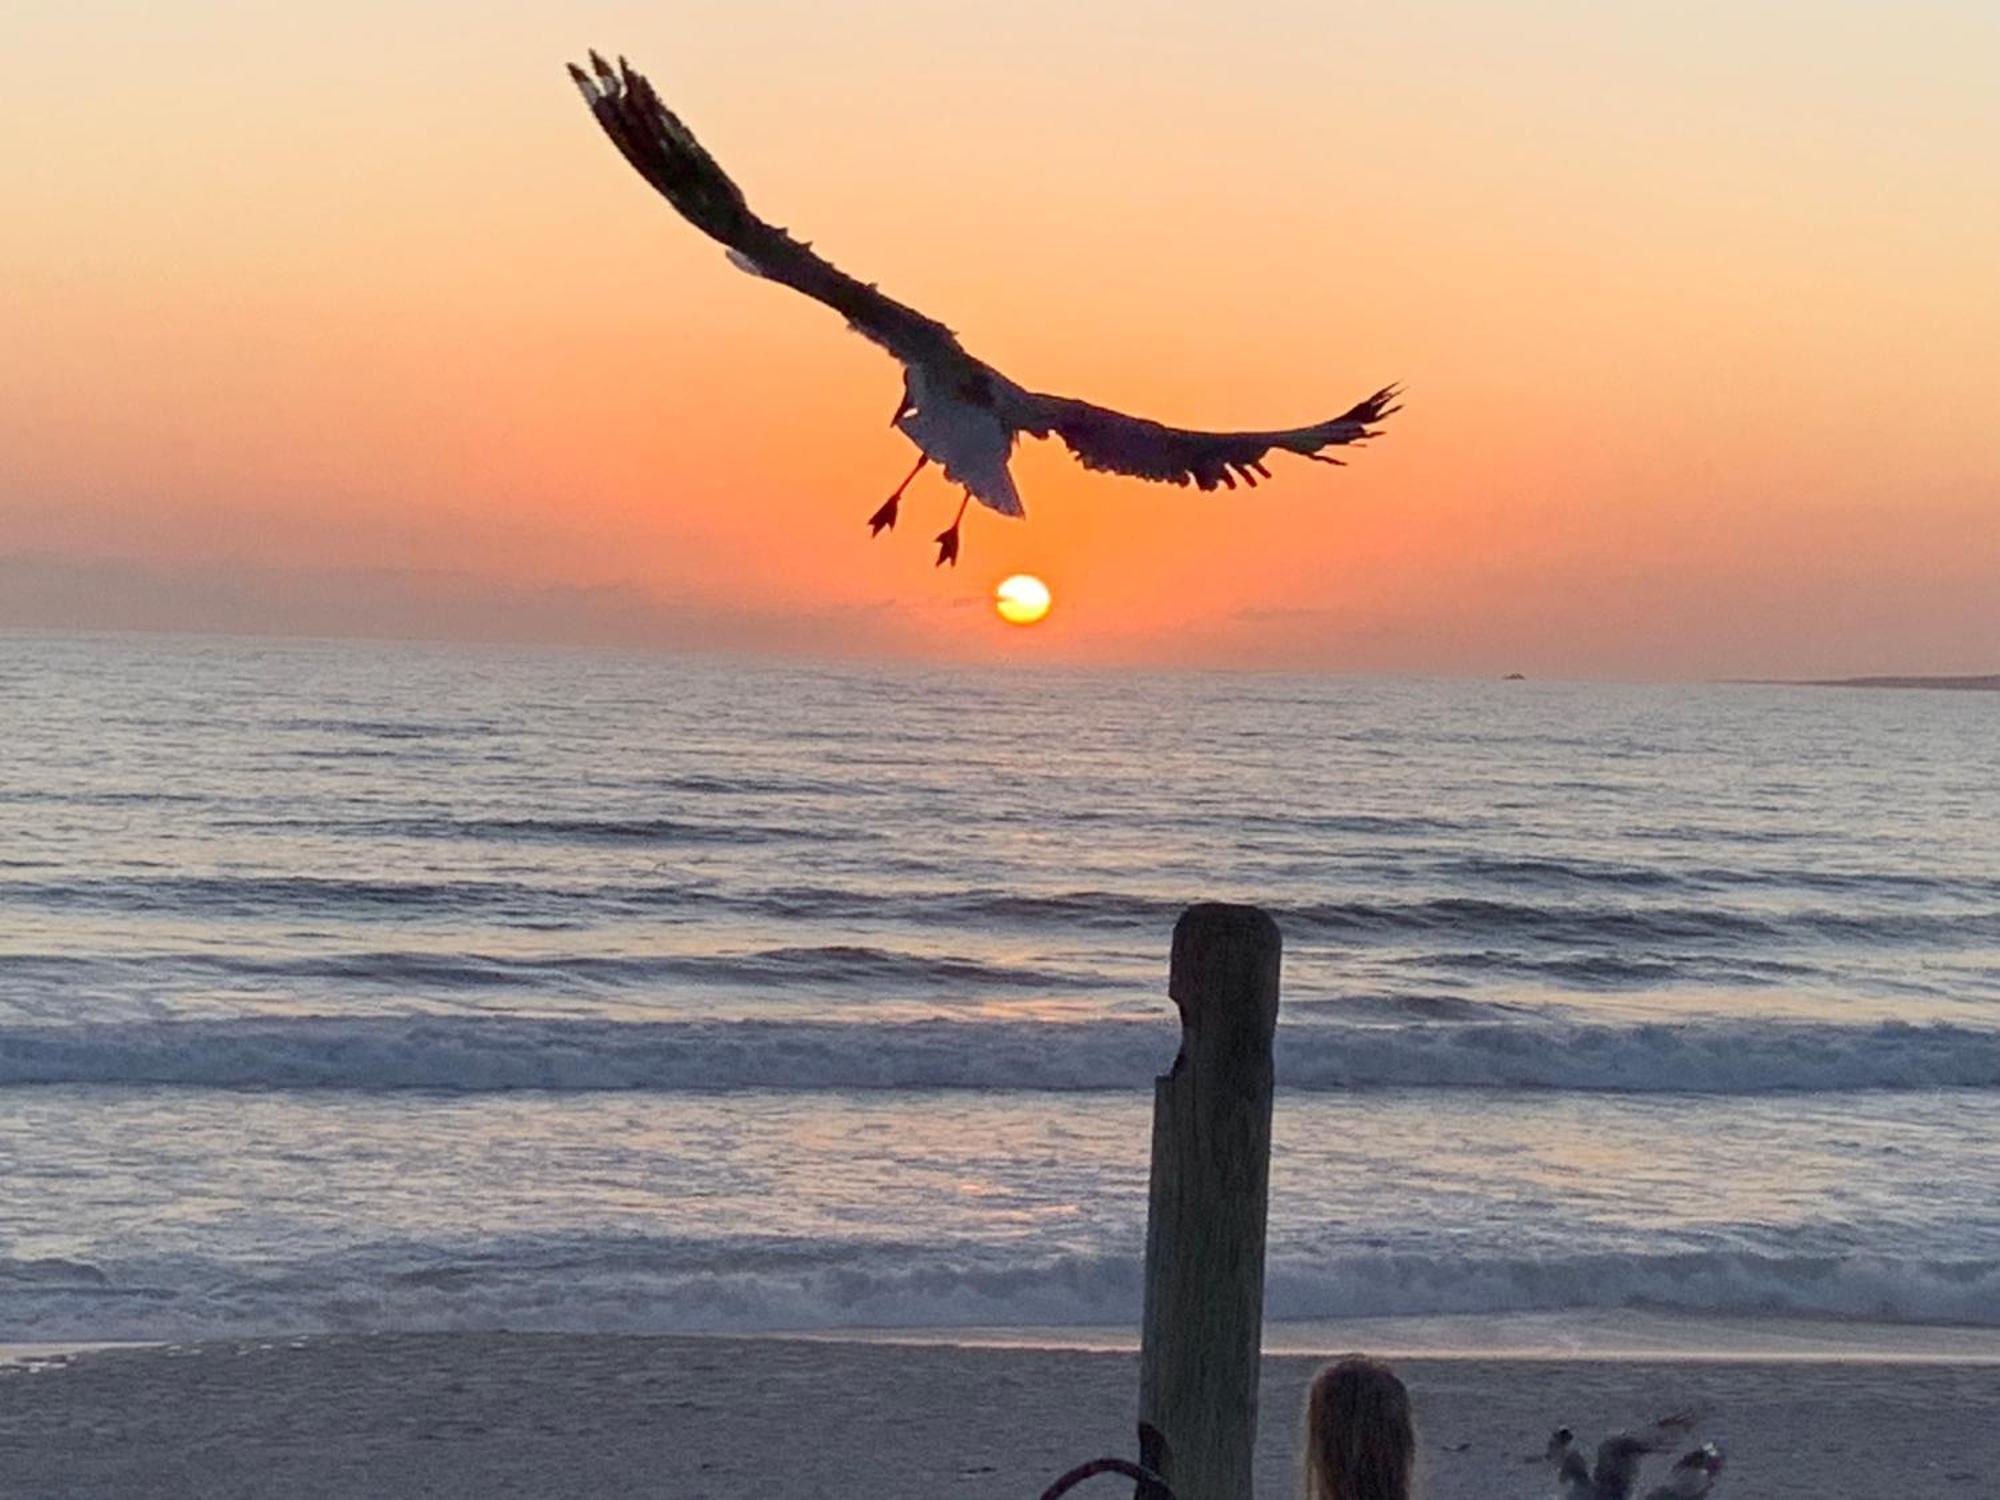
[1137,903,1282,1500]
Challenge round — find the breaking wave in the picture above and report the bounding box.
[0,944,1090,995]
[8,869,1996,950]
[3,1015,1995,1094]
[7,1240,1998,1342]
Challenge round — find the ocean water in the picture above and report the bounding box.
[2,631,1997,1343]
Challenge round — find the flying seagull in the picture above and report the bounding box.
[567,52,1400,566]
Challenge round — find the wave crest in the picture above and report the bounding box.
[2,1015,1995,1094]
[6,1240,1997,1341]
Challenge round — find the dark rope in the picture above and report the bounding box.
[1035,1456,1175,1500]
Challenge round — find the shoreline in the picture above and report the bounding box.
[16,1308,2000,1370]
[5,1330,1996,1498]
[788,1309,2000,1364]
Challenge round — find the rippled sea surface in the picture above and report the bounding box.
[3,632,1997,1340]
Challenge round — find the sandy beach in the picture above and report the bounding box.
[4,1332,1995,1498]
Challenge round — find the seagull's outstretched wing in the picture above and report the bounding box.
[1028,384,1401,493]
[568,53,965,370]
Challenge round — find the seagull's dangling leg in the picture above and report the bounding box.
[868,455,928,536]
[934,492,970,568]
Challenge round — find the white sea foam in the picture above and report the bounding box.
[7,1241,1998,1343]
[2,1015,1996,1094]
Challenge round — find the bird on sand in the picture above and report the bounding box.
[1546,1427,1596,1500]
[1641,1443,1725,1500]
[1544,1424,1724,1500]
[1588,1432,1661,1500]
[567,52,1400,567]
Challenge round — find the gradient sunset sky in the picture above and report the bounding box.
[3,1,1995,676]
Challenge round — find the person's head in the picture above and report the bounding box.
[1302,1355,1416,1500]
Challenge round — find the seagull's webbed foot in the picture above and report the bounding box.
[868,454,929,538]
[934,493,970,568]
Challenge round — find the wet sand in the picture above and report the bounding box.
[3,1332,1997,1498]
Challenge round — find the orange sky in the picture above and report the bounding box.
[2,0,1996,676]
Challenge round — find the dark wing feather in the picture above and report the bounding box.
[568,53,965,370]
[1033,384,1401,491]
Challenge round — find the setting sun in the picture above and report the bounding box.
[994,575,1052,626]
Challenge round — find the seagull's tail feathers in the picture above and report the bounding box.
[947,453,1025,519]
[568,53,753,245]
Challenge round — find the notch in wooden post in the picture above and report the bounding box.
[1137,903,1282,1500]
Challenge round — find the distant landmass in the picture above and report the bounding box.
[1790,674,2000,692]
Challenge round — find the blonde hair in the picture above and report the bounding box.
[1302,1355,1416,1500]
